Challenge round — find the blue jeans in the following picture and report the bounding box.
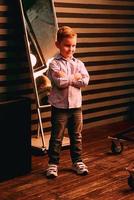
[48,106,83,164]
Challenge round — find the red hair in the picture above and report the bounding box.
[57,26,77,43]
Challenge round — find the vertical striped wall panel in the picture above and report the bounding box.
[0,1,34,128]
[0,0,50,135]
[0,1,31,99]
[54,0,134,130]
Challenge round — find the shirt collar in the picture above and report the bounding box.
[55,54,75,62]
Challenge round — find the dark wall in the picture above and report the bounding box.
[0,0,32,101]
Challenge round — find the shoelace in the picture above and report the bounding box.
[47,165,57,172]
[76,162,87,170]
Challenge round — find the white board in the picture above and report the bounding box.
[23,0,58,64]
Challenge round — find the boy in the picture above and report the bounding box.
[46,26,90,178]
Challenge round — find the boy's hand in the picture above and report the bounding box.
[58,71,66,77]
[54,71,66,78]
[74,73,82,80]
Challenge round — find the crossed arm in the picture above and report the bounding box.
[48,64,90,89]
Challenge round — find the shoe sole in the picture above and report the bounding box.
[73,168,89,176]
[79,171,88,176]
[46,174,57,179]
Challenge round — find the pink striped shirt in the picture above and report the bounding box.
[47,54,90,109]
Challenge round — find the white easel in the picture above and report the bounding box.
[19,0,51,154]
[19,0,70,155]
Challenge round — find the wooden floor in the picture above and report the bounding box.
[0,121,134,200]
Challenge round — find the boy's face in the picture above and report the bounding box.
[55,36,77,59]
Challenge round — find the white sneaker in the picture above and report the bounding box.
[73,162,89,175]
[46,164,58,178]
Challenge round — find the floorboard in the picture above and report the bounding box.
[0,121,134,200]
